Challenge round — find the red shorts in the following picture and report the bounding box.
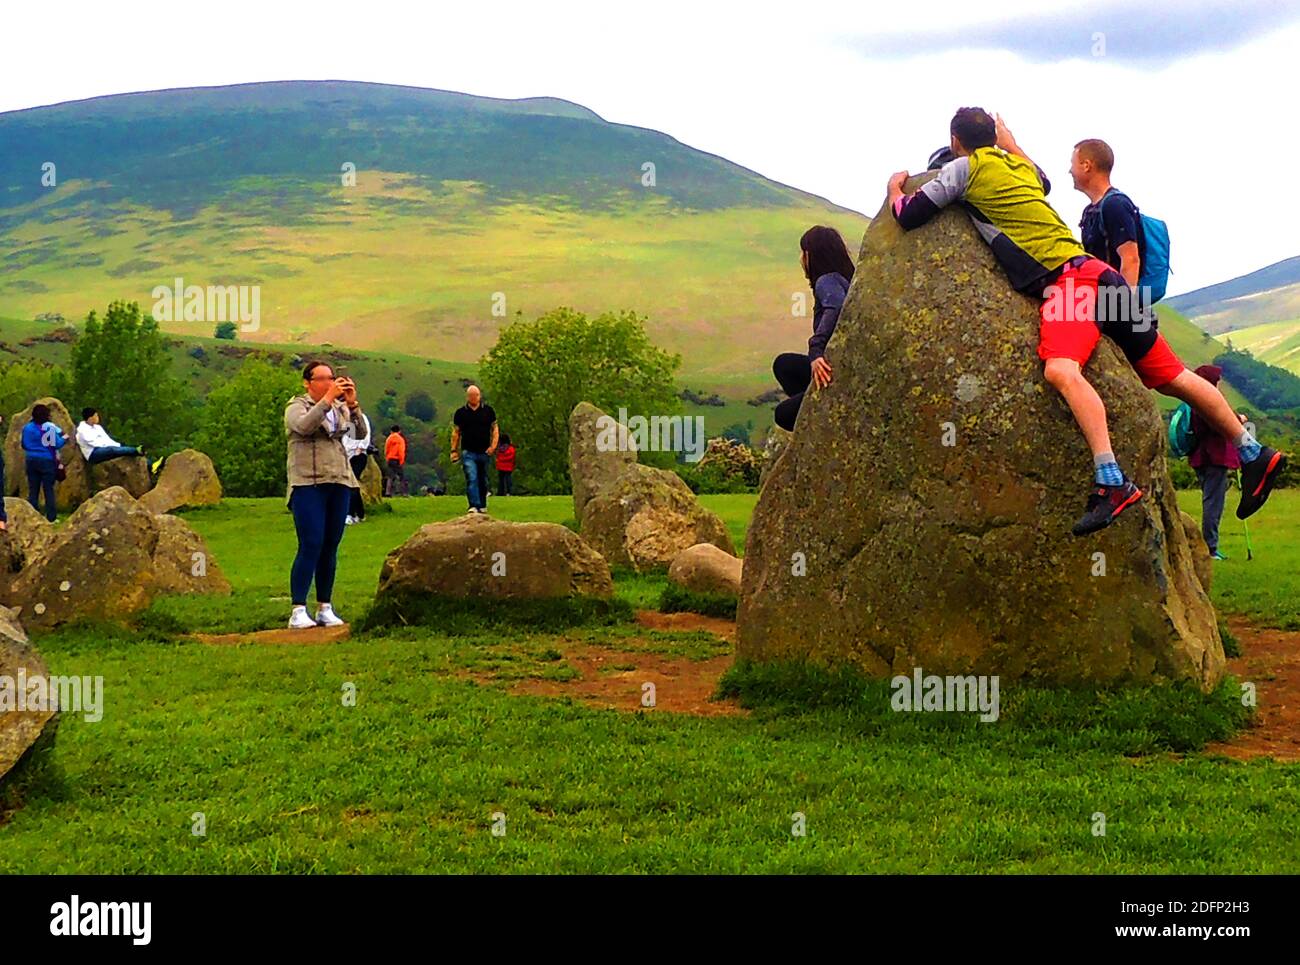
[1037,257,1186,389]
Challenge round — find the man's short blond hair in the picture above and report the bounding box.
[1074,138,1115,174]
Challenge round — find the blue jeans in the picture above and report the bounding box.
[25,456,58,522]
[87,445,141,465]
[461,451,490,509]
[289,484,351,605]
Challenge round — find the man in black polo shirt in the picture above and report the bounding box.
[450,384,498,514]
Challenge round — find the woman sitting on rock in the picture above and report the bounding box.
[772,226,854,431]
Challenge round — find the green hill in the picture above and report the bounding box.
[1215,318,1300,374]
[0,81,868,380]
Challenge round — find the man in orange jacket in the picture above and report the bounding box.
[383,424,408,496]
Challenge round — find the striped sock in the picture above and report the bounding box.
[1236,430,1262,464]
[1094,453,1124,487]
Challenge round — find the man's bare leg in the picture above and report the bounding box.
[1043,357,1113,458]
[1154,369,1246,444]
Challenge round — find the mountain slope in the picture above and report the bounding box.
[0,81,868,378]
[1165,255,1300,334]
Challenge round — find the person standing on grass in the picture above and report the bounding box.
[22,403,66,523]
[450,384,497,514]
[75,408,145,465]
[285,360,364,630]
[1188,364,1246,561]
[495,432,516,496]
[384,424,408,496]
[343,408,372,524]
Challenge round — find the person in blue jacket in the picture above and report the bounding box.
[22,403,67,522]
[771,225,855,431]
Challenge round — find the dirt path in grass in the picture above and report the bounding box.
[507,610,742,717]
[1205,618,1300,763]
[194,625,351,646]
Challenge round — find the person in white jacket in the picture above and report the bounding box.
[75,408,144,465]
[342,409,372,524]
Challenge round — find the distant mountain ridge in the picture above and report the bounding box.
[0,80,867,379]
[1166,255,1300,334]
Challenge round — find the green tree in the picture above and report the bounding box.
[376,394,398,421]
[0,359,57,420]
[193,357,301,497]
[55,300,195,451]
[404,389,436,422]
[214,321,238,340]
[479,308,681,493]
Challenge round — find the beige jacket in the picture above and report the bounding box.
[285,394,363,489]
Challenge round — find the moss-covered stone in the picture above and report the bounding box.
[737,179,1223,691]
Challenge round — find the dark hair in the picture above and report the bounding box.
[500,432,512,447]
[950,107,997,151]
[31,403,51,425]
[1074,138,1114,174]
[390,424,401,433]
[302,359,332,381]
[82,407,98,421]
[800,226,855,286]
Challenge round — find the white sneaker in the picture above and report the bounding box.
[344,515,355,525]
[288,606,317,629]
[315,603,346,627]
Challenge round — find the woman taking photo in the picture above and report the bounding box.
[284,361,364,629]
[771,225,855,432]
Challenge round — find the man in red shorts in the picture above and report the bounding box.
[887,107,1286,536]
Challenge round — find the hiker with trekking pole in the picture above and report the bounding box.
[1170,364,1250,561]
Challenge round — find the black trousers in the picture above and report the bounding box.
[348,455,369,518]
[498,470,513,496]
[773,352,812,432]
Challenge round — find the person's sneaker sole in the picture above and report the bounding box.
[1071,486,1143,537]
[1237,450,1286,519]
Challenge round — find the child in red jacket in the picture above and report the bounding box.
[495,433,516,496]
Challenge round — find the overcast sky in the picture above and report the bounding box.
[4,0,1298,296]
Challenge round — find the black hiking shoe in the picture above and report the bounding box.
[1237,447,1287,520]
[1071,478,1143,536]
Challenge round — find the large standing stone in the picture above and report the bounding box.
[4,398,90,509]
[359,457,385,507]
[376,513,613,602]
[668,543,743,597]
[568,401,637,522]
[1180,510,1213,595]
[737,176,1223,691]
[1,609,57,785]
[139,449,222,514]
[568,402,735,571]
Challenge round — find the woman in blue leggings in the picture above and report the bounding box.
[284,361,365,629]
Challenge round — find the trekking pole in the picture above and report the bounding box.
[1237,469,1254,561]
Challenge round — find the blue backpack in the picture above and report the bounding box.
[1101,189,1171,303]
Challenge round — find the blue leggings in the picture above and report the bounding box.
[289,484,351,605]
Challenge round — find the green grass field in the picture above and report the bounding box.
[3,490,1298,873]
